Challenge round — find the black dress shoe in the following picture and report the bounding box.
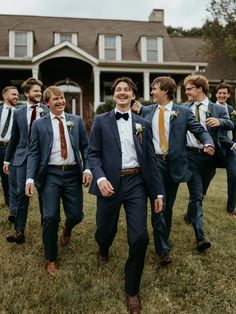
[8,215,16,223]
[160,251,172,266]
[6,231,25,244]
[96,251,109,267]
[196,239,211,252]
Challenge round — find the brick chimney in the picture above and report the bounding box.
[149,9,164,23]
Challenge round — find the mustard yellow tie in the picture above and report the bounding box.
[195,103,202,122]
[158,106,168,153]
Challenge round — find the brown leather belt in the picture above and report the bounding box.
[0,141,9,146]
[156,154,168,160]
[121,167,141,177]
[49,164,77,171]
[186,146,204,153]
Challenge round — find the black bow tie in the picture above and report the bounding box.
[115,112,129,121]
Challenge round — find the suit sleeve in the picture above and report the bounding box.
[218,106,234,130]
[78,117,89,170]
[26,122,41,180]
[4,113,20,162]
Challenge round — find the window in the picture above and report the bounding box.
[9,31,33,57]
[99,35,122,61]
[54,33,78,46]
[138,36,163,62]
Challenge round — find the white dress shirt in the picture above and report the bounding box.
[26,102,42,129]
[0,103,15,142]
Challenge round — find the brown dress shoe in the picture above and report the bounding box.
[160,251,172,266]
[126,294,142,314]
[196,239,211,252]
[8,215,16,223]
[60,227,71,246]
[228,211,236,218]
[184,213,191,225]
[96,251,109,267]
[46,261,59,276]
[6,231,25,244]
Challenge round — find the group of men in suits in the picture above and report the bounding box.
[1,74,235,314]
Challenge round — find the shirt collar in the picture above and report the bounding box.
[3,103,13,109]
[50,111,66,120]
[115,108,131,118]
[158,101,173,111]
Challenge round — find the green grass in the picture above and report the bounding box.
[0,169,236,313]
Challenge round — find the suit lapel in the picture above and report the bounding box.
[108,110,121,150]
[169,103,178,133]
[64,113,76,148]
[132,113,142,161]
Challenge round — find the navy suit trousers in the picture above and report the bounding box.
[95,174,149,296]
[225,150,236,212]
[0,144,9,205]
[40,166,84,261]
[186,151,215,241]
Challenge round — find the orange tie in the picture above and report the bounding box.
[55,116,68,160]
[158,106,168,153]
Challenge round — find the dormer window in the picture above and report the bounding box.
[138,36,163,62]
[54,33,78,46]
[98,34,122,61]
[9,31,33,57]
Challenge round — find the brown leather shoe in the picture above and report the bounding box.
[228,211,236,218]
[60,227,71,246]
[160,251,172,266]
[184,213,191,225]
[8,215,16,223]
[126,294,142,314]
[6,230,25,244]
[45,261,59,276]
[96,251,109,267]
[196,239,211,252]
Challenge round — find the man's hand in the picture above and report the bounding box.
[98,179,115,197]
[205,117,220,128]
[153,197,163,213]
[25,182,35,198]
[203,145,215,156]
[3,164,9,175]
[131,101,142,114]
[82,172,92,187]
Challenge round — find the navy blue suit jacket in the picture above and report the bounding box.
[140,103,214,183]
[5,104,49,166]
[26,112,89,189]
[88,110,162,199]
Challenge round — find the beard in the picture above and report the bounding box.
[28,94,41,104]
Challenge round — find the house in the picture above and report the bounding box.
[0,9,235,130]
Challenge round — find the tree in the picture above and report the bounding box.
[203,0,236,60]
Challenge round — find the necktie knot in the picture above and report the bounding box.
[115,112,129,121]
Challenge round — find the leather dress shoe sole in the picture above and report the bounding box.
[196,240,211,252]
[46,261,59,276]
[126,294,141,314]
[60,227,71,247]
[96,251,109,267]
[160,251,172,266]
[6,231,25,244]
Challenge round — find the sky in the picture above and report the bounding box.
[0,0,211,29]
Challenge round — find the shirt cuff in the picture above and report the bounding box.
[26,178,34,184]
[3,161,10,165]
[83,169,92,175]
[97,177,107,186]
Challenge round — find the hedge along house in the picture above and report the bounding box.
[0,9,234,131]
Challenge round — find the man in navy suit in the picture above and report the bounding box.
[0,86,18,222]
[88,77,163,313]
[25,86,91,275]
[215,82,236,217]
[4,78,48,244]
[132,76,215,264]
[183,75,234,251]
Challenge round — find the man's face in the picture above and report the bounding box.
[185,83,201,102]
[25,84,42,104]
[216,88,230,105]
[3,88,19,106]
[113,81,135,108]
[47,92,66,116]
[151,83,167,104]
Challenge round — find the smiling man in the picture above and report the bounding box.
[25,86,91,275]
[88,77,163,313]
[4,78,48,244]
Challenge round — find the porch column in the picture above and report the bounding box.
[143,71,150,101]
[93,68,100,112]
[176,83,182,103]
[32,65,39,79]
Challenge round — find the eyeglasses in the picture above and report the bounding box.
[185,86,197,92]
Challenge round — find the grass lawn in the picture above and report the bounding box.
[0,168,236,313]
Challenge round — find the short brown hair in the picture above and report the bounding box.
[151,76,176,100]
[43,86,64,103]
[111,77,138,97]
[2,86,18,97]
[184,75,209,95]
[21,77,43,94]
[216,82,231,94]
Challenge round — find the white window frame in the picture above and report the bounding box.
[54,33,78,46]
[9,31,33,58]
[138,36,163,62]
[98,34,122,61]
